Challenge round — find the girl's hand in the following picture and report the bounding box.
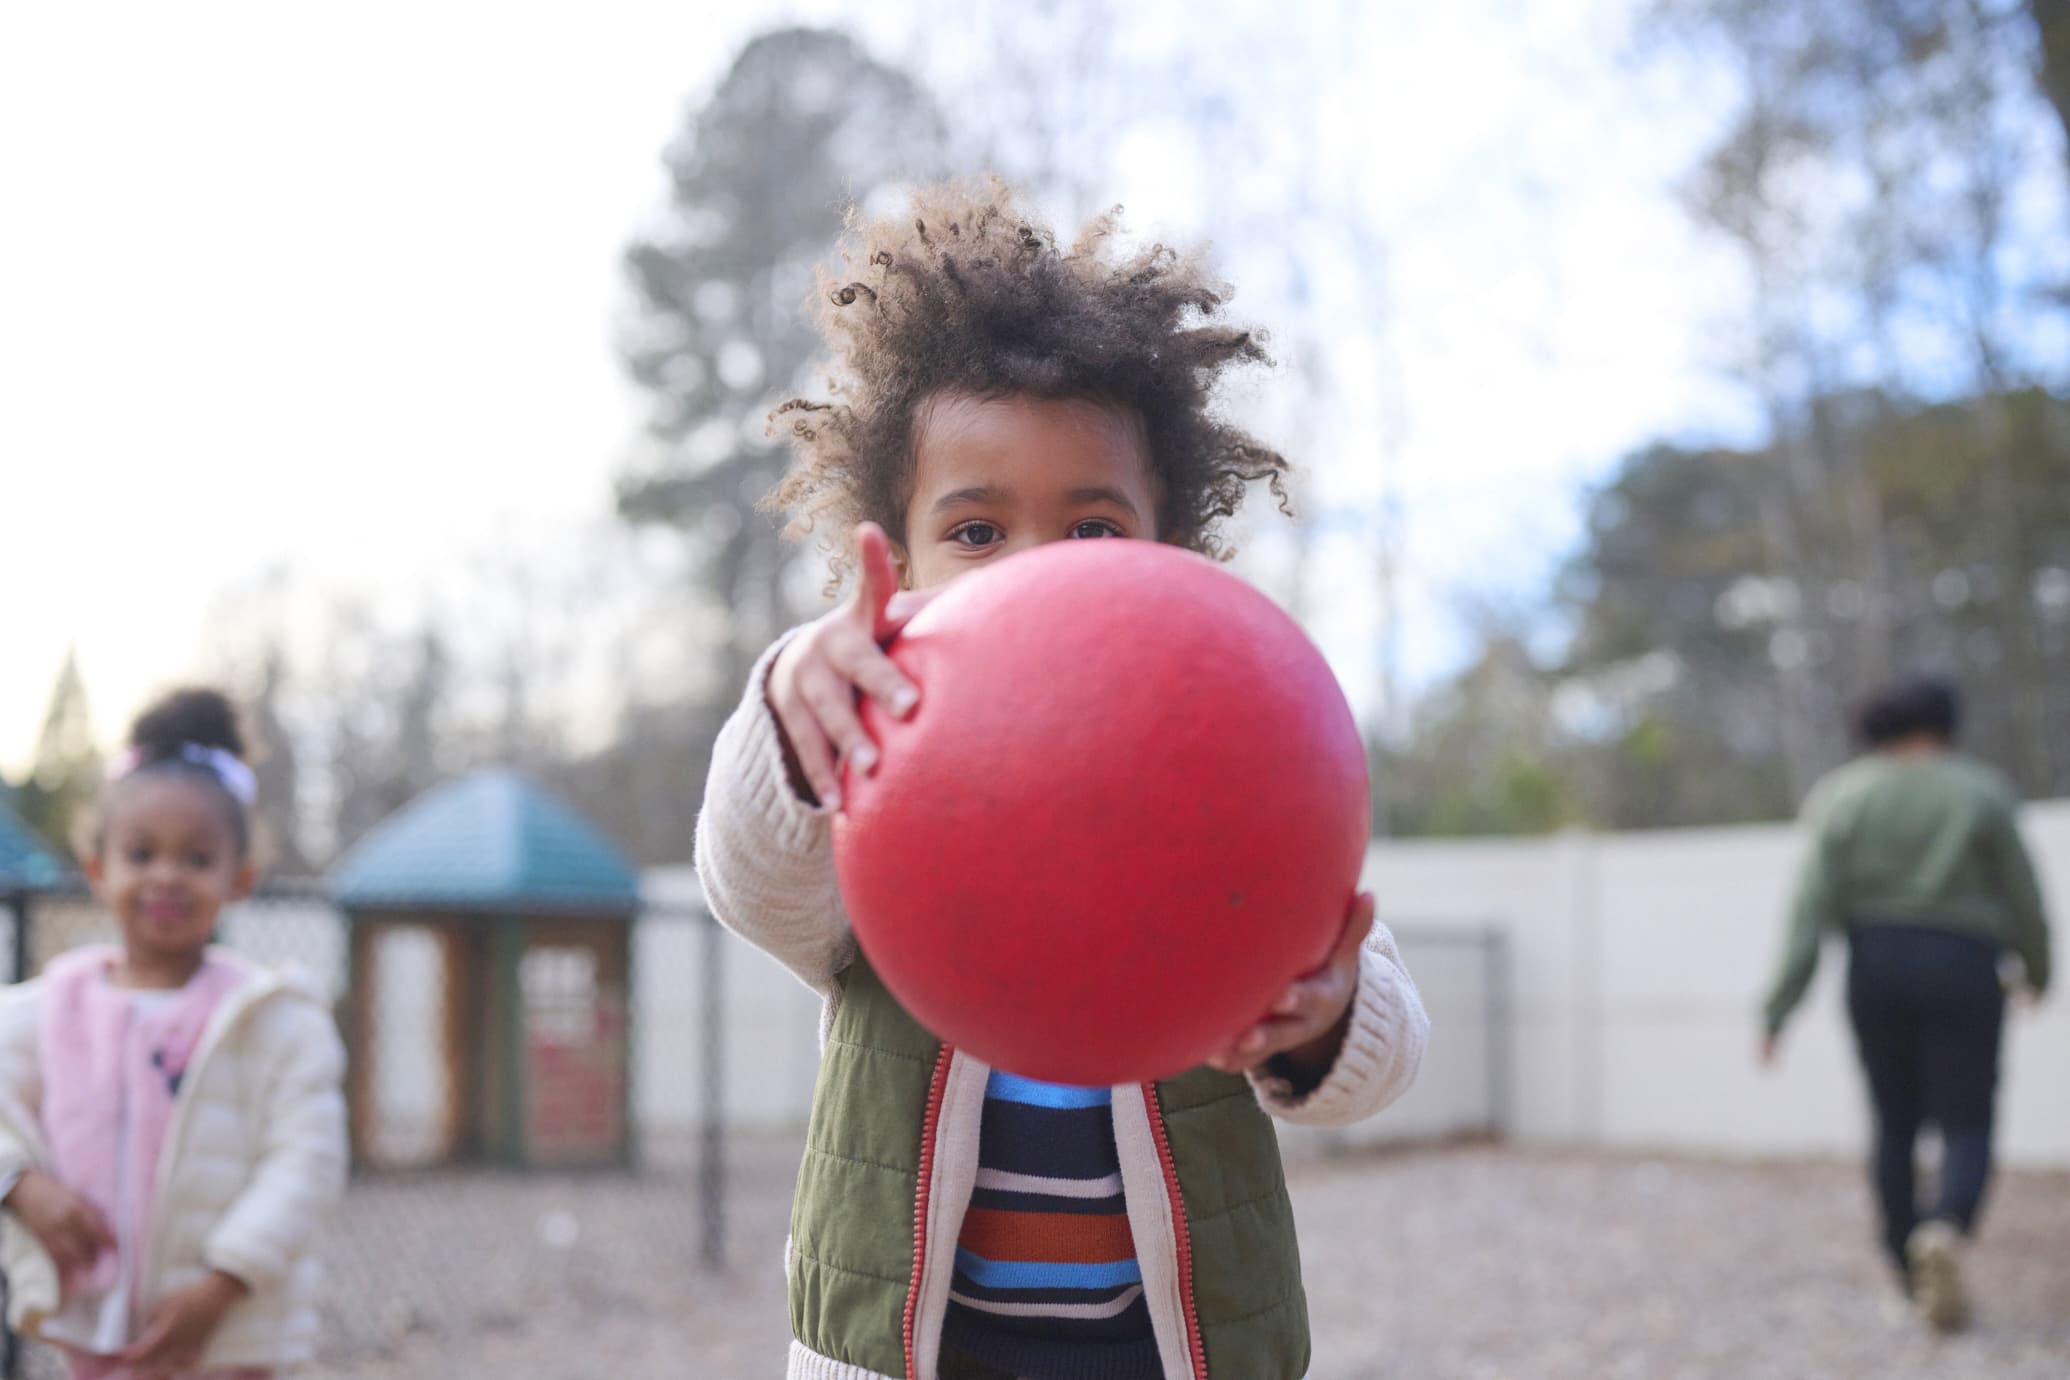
[5,1169,114,1275]
[1205,892,1374,1078]
[119,1269,248,1375]
[768,522,934,810]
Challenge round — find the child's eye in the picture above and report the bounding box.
[950,521,1003,549]
[1070,519,1125,539]
[187,852,214,869]
[127,847,152,866]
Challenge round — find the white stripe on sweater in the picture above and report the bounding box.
[948,1285,1146,1320]
[973,1168,1123,1199]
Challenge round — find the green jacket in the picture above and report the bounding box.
[1765,751,2053,1034]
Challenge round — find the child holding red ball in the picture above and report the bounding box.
[698,179,1428,1380]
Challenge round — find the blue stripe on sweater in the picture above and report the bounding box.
[985,1071,1111,1108]
[953,1249,1143,1291]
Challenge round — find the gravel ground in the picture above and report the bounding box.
[1296,1145,2070,1380]
[17,1138,2067,1378]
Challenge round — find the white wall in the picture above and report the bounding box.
[1361,801,2070,1167]
[196,800,2070,1166]
[1275,927,1503,1156]
[634,867,824,1153]
[634,871,1505,1151]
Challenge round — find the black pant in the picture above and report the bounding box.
[1846,925,2005,1275]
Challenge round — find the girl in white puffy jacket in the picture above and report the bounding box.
[0,688,346,1379]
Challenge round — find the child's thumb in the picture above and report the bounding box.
[85,1205,116,1251]
[118,1313,170,1363]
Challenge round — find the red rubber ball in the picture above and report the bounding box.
[833,539,1370,1085]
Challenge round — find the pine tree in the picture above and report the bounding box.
[19,649,102,852]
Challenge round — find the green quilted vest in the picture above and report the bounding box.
[790,952,1311,1378]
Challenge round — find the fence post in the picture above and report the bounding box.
[2,890,22,1378]
[1485,924,1512,1138]
[699,907,726,1268]
[1,1272,14,1380]
[7,888,28,986]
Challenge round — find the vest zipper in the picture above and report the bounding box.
[902,1043,954,1380]
[1143,1081,1207,1380]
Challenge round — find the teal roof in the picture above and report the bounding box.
[0,789,67,890]
[328,769,639,917]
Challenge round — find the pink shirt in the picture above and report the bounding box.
[38,948,255,1379]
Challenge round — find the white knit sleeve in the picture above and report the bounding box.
[1249,919,1429,1127]
[693,632,856,995]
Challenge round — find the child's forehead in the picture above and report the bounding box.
[910,392,1153,485]
[917,390,1143,443]
[105,774,239,840]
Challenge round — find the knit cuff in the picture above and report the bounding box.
[202,1240,275,1293]
[1250,927,1429,1128]
[722,629,835,860]
[785,1339,901,1380]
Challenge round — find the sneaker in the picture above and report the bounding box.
[1907,1219,1970,1333]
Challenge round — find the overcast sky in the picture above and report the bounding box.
[1,0,1759,776]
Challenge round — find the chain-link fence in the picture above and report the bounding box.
[0,886,1509,1378]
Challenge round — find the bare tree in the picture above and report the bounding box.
[617,27,947,698]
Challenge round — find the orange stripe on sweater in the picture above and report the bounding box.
[956,1206,1138,1264]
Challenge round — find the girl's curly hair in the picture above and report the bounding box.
[74,687,253,858]
[766,179,1290,582]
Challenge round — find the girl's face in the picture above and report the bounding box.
[899,392,1160,591]
[86,774,254,968]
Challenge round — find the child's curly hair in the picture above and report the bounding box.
[74,687,254,858]
[766,179,1290,581]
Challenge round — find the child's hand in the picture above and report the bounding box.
[768,522,932,810]
[1205,892,1374,1078]
[5,1169,115,1276]
[119,1269,248,1375]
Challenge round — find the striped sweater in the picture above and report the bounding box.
[941,1071,1160,1380]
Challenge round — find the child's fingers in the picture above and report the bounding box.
[1329,892,1375,968]
[51,1204,112,1269]
[1265,898,1368,1016]
[78,1202,116,1252]
[834,637,919,720]
[51,1226,93,1272]
[797,664,879,782]
[1204,1019,1286,1072]
[881,585,941,640]
[1203,1034,1258,1073]
[770,678,843,811]
[1271,970,1352,1027]
[118,1313,173,1366]
[852,523,902,640]
[1264,897,1370,1012]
